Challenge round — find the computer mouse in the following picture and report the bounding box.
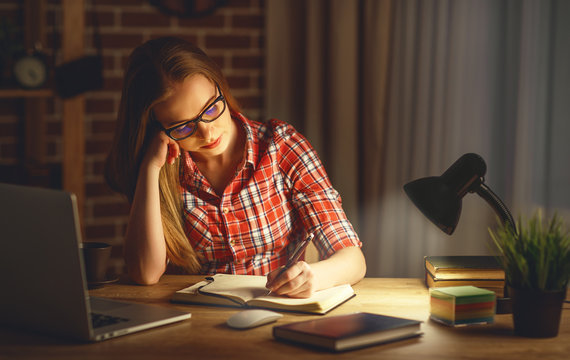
[226,309,283,329]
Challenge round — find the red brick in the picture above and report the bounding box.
[86,182,115,197]
[100,34,145,49]
[92,159,106,175]
[232,55,263,69]
[46,141,58,157]
[208,55,225,68]
[102,77,124,92]
[0,122,18,137]
[96,0,145,5]
[46,121,61,135]
[227,0,258,9]
[86,224,116,238]
[92,119,118,134]
[231,15,263,29]
[86,98,115,114]
[89,10,115,27]
[237,94,262,109]
[121,12,171,27]
[86,139,113,155]
[205,35,251,49]
[226,75,251,89]
[179,15,225,28]
[93,201,130,217]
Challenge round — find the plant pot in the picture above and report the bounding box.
[508,286,566,338]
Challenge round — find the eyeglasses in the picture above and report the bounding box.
[158,84,226,141]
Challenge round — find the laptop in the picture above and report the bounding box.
[0,183,191,342]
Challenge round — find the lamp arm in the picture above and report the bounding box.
[475,182,517,234]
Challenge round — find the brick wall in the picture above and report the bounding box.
[0,0,266,275]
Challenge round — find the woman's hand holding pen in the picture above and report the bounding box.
[266,261,317,298]
[266,233,316,298]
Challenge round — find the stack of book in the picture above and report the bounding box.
[424,256,505,297]
[429,286,496,326]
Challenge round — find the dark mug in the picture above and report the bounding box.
[82,242,111,283]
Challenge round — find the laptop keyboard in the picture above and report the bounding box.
[91,312,129,328]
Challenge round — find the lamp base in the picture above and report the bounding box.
[496,297,512,314]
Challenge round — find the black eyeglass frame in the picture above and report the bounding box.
[157,83,226,141]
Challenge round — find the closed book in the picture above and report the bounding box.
[424,256,505,297]
[273,312,422,352]
[424,256,504,280]
[171,274,355,315]
[425,272,505,297]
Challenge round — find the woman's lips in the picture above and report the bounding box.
[201,135,222,149]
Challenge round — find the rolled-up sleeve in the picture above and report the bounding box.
[276,121,362,259]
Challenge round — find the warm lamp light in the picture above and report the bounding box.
[403,153,515,314]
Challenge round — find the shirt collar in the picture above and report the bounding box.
[234,112,256,169]
[181,113,257,187]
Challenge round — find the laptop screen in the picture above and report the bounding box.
[0,183,92,339]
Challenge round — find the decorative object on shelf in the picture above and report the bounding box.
[12,47,49,89]
[54,1,103,98]
[403,153,515,314]
[489,211,569,338]
[55,54,102,98]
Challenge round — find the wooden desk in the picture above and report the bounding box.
[1,276,569,359]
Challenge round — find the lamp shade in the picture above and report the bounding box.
[403,153,487,235]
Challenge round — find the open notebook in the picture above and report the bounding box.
[171,274,355,314]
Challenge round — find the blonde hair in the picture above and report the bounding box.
[104,37,241,273]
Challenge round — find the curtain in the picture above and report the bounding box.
[265,0,570,278]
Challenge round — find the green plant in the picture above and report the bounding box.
[489,211,570,291]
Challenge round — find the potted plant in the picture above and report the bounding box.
[489,211,570,337]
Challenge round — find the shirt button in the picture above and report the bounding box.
[222,207,229,214]
[229,239,235,245]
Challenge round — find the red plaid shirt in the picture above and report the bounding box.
[180,113,361,275]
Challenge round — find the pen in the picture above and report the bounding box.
[267,233,314,290]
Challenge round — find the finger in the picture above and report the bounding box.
[271,262,313,295]
[160,134,180,165]
[283,262,316,298]
[268,262,304,291]
[284,282,314,298]
[167,142,180,164]
[265,266,285,288]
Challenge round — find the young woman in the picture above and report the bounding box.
[105,37,366,298]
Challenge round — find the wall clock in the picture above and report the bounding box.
[12,52,48,89]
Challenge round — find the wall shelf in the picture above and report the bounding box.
[4,0,86,223]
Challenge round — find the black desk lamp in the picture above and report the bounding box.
[403,153,515,313]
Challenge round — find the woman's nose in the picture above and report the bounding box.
[195,121,214,139]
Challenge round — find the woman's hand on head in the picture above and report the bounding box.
[266,261,317,298]
[142,131,181,171]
